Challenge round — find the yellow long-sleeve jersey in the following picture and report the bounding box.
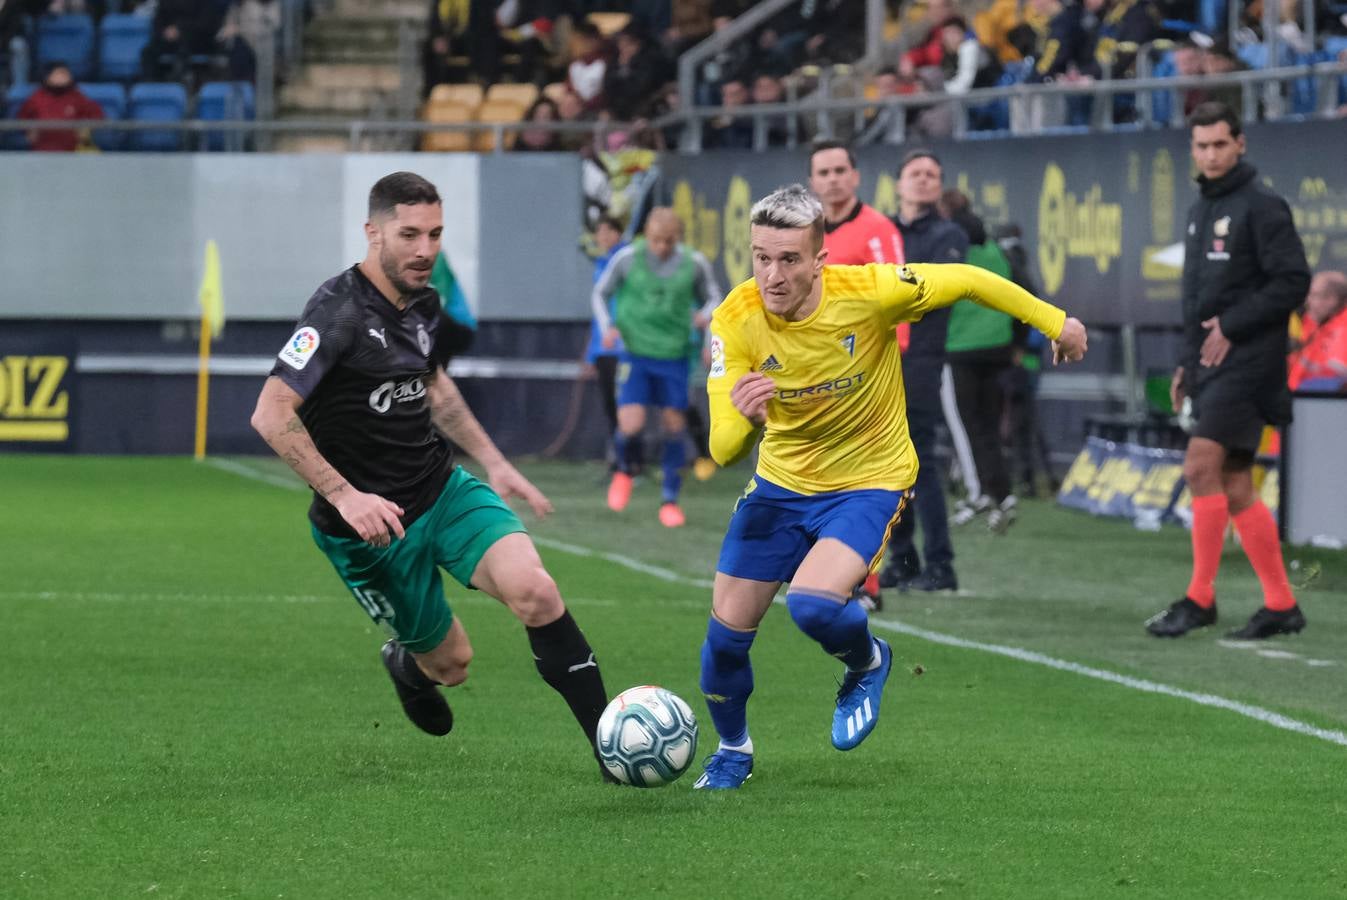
[707,263,1066,494]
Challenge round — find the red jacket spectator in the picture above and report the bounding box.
[19,64,104,152]
[1288,271,1347,390]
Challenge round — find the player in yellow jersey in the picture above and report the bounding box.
[692,185,1087,790]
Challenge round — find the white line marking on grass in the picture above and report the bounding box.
[1219,639,1338,669]
[203,457,307,491]
[3,590,333,605]
[207,459,1347,748]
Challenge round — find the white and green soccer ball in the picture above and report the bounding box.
[596,685,698,787]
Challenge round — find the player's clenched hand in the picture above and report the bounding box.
[731,372,775,426]
[487,462,555,519]
[1052,317,1088,365]
[601,327,621,350]
[1199,317,1231,367]
[334,490,405,548]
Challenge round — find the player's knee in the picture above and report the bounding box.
[507,567,564,627]
[786,589,846,636]
[1183,456,1220,492]
[422,651,471,687]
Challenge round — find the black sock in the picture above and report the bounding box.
[526,609,608,745]
[392,641,438,688]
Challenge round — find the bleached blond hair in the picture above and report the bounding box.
[750,184,825,250]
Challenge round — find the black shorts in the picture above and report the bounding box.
[1191,382,1267,459]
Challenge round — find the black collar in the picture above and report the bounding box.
[823,199,864,233]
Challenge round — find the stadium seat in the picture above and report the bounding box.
[128,82,188,151]
[80,82,127,150]
[428,82,483,109]
[485,82,538,109]
[1325,37,1347,60]
[197,81,255,151]
[473,100,524,151]
[542,81,569,104]
[36,13,95,81]
[97,14,152,81]
[421,100,473,152]
[3,82,37,150]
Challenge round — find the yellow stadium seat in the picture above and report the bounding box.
[429,83,484,109]
[485,82,539,109]
[421,100,473,152]
[473,100,525,151]
[588,12,630,36]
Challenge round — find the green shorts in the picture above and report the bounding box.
[312,466,526,653]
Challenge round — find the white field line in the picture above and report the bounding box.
[1218,639,1339,668]
[209,457,1347,748]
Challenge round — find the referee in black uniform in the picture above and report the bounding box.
[1146,103,1311,640]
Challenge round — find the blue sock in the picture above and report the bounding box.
[786,589,875,671]
[612,430,631,475]
[698,617,755,747]
[661,433,686,503]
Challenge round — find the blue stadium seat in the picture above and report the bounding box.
[128,82,187,151]
[36,14,95,81]
[197,81,255,151]
[1325,37,1347,60]
[98,14,152,81]
[3,82,37,150]
[79,82,127,151]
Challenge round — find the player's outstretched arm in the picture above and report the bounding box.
[250,377,405,546]
[426,369,553,517]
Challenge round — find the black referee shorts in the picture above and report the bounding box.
[1191,381,1267,462]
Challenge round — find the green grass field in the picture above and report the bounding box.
[3,455,1345,899]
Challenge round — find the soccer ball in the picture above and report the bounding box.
[596,685,698,788]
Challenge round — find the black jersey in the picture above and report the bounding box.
[271,265,454,537]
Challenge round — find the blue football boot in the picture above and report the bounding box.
[692,749,754,790]
[831,638,892,750]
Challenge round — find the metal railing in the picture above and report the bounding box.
[2,59,1341,153]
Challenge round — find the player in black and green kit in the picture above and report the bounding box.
[591,208,721,527]
[251,172,614,781]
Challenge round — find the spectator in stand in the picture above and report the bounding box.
[667,0,713,56]
[491,0,555,85]
[515,97,564,151]
[1028,0,1092,83]
[554,84,591,150]
[568,20,609,112]
[1173,40,1207,116]
[217,0,282,82]
[939,16,1003,96]
[697,12,752,102]
[140,0,228,80]
[603,24,668,120]
[901,0,956,69]
[1193,41,1245,111]
[1084,0,1162,81]
[861,65,954,143]
[749,72,795,147]
[18,62,104,152]
[423,0,494,90]
[703,77,753,149]
[1288,271,1347,391]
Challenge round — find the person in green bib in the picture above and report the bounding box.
[591,208,722,527]
[942,190,1020,534]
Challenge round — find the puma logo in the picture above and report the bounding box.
[567,653,597,673]
[368,328,387,349]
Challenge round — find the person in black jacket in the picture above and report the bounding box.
[1146,102,1311,641]
[877,149,968,593]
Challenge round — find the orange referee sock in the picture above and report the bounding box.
[1232,501,1297,611]
[1186,493,1228,607]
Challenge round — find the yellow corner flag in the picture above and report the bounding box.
[194,240,225,460]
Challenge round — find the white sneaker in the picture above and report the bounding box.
[987,495,1018,535]
[950,495,992,526]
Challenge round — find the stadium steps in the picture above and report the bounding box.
[278,3,424,134]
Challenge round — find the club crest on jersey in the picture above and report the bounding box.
[1213,216,1231,237]
[760,354,784,372]
[708,335,726,378]
[840,333,856,357]
[416,323,432,356]
[278,326,320,370]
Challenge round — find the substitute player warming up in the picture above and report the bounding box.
[251,172,614,781]
[693,186,1088,789]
